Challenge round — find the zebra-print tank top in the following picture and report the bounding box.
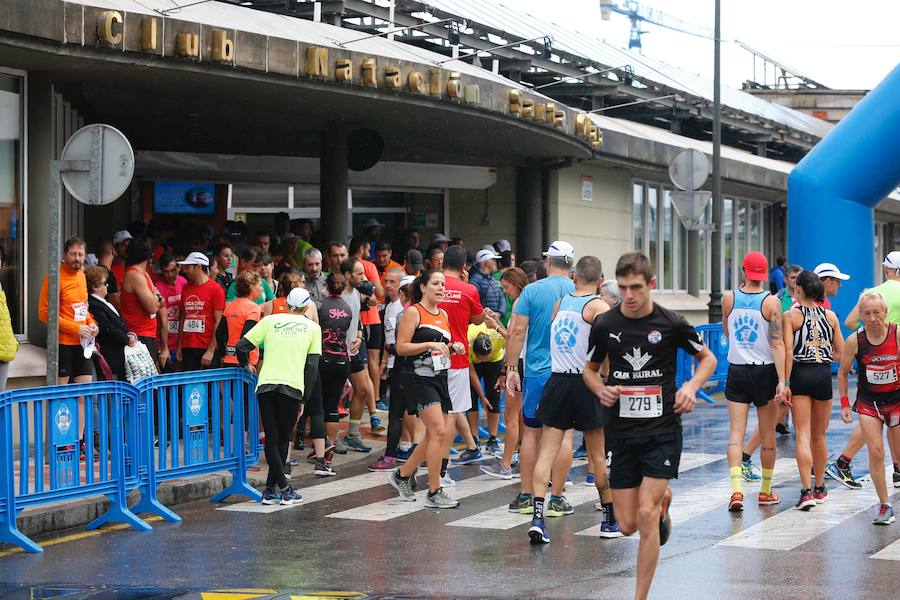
[792,305,834,364]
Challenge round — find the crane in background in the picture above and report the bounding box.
[600,1,714,52]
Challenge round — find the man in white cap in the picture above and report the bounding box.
[826,251,900,490]
[470,248,506,316]
[236,286,321,505]
[176,252,225,371]
[813,262,850,311]
[493,241,576,515]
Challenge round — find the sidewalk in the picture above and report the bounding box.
[9,423,387,542]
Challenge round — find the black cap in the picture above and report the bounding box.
[405,249,425,271]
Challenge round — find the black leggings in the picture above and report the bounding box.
[308,375,325,440]
[258,390,301,489]
[386,367,407,458]
[321,361,351,423]
[469,360,503,414]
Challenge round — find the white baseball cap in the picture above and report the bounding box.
[400,275,417,287]
[287,287,311,309]
[113,230,133,245]
[542,241,575,259]
[494,239,512,253]
[883,251,900,270]
[177,252,210,267]
[814,262,850,281]
[475,249,501,264]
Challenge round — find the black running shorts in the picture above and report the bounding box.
[790,362,833,401]
[536,373,607,431]
[607,430,682,489]
[725,363,778,407]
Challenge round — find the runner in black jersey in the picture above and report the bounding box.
[584,252,716,600]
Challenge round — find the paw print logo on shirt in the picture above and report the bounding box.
[733,314,760,346]
[554,315,579,352]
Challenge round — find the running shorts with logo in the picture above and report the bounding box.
[58,344,94,378]
[448,367,472,413]
[537,373,606,431]
[607,431,682,488]
[522,372,551,427]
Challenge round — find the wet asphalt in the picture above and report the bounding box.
[3,383,900,600]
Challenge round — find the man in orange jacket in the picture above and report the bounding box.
[39,237,99,446]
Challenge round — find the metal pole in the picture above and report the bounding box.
[708,0,723,323]
[46,162,62,386]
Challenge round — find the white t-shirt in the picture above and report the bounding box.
[383,299,404,369]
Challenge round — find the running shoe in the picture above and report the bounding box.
[454,448,485,465]
[893,469,900,489]
[813,485,827,504]
[572,444,588,459]
[314,459,336,477]
[480,462,514,480]
[368,455,397,471]
[594,500,604,511]
[794,489,816,511]
[261,487,280,505]
[741,459,762,482]
[659,487,672,546]
[343,435,372,453]
[758,490,781,506]
[728,492,744,512]
[375,399,389,411]
[511,461,521,479]
[825,458,862,490]
[485,437,503,457]
[546,495,575,517]
[440,474,457,488]
[370,415,386,434]
[333,438,348,455]
[584,472,596,486]
[874,504,896,525]
[390,469,416,502]
[410,472,419,492]
[280,486,303,505]
[394,446,413,462]
[598,522,624,539]
[425,487,459,509]
[565,474,574,489]
[775,421,790,435]
[528,516,550,545]
[283,461,293,479]
[509,493,534,514]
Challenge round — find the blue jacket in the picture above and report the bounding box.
[470,270,506,315]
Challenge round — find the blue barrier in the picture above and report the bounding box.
[0,368,262,554]
[676,323,728,404]
[0,381,149,553]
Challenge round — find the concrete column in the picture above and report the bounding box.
[516,160,543,260]
[320,122,350,244]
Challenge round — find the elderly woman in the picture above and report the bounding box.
[86,265,130,380]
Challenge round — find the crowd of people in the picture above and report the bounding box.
[35,213,900,600]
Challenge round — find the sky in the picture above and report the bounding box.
[511,0,900,90]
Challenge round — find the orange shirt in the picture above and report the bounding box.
[272,297,289,314]
[359,259,381,326]
[222,297,262,365]
[39,263,96,346]
[378,260,403,287]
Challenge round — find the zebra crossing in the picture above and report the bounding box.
[221,452,900,560]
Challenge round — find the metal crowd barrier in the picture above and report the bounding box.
[676,323,729,404]
[0,368,262,554]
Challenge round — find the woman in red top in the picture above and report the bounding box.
[220,271,263,366]
[120,237,166,363]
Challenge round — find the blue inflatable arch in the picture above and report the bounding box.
[788,62,900,324]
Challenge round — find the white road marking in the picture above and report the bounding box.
[576,457,796,538]
[718,467,892,551]
[448,452,723,530]
[217,471,393,512]
[326,474,515,521]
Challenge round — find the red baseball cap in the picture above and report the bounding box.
[743,251,769,281]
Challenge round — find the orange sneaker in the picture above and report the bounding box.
[728,492,744,512]
[758,490,781,506]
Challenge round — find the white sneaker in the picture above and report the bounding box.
[440,474,457,487]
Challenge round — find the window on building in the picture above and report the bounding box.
[0,70,24,336]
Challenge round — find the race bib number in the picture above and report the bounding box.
[167,320,179,334]
[431,350,451,372]
[72,302,88,322]
[866,363,898,385]
[183,318,205,333]
[618,385,663,419]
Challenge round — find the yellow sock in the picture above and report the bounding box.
[761,468,774,495]
[729,466,743,493]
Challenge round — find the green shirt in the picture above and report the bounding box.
[780,290,794,313]
[226,278,275,304]
[244,313,321,394]
[869,279,900,324]
[292,239,313,266]
[492,270,512,327]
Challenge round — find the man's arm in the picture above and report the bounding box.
[503,312,528,392]
[844,305,861,331]
[764,295,786,401]
[126,271,161,314]
[837,332,857,423]
[202,309,223,366]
